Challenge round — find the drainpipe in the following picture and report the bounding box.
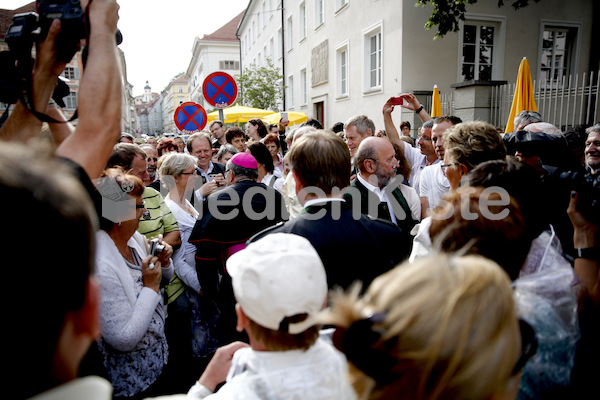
[281,0,286,110]
[236,32,243,105]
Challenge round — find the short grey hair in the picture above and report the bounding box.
[216,144,238,162]
[344,115,376,136]
[585,123,600,136]
[514,110,542,130]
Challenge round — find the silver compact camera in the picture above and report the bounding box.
[148,238,165,256]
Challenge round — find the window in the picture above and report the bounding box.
[337,43,349,97]
[458,16,505,82]
[299,2,307,40]
[336,0,348,11]
[461,24,494,81]
[300,68,307,105]
[262,1,266,27]
[64,91,78,110]
[540,25,578,84]
[61,67,80,80]
[363,24,382,92]
[270,37,274,58]
[288,75,294,108]
[220,60,239,70]
[278,28,283,58]
[178,86,183,93]
[287,16,293,50]
[315,0,324,27]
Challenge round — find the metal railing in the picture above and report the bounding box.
[491,70,599,131]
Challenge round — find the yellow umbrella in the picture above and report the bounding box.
[206,105,273,124]
[262,111,309,126]
[431,85,442,117]
[505,57,538,132]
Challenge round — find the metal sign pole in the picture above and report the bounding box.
[219,108,224,123]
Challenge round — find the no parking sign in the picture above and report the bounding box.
[203,72,238,109]
[174,102,207,132]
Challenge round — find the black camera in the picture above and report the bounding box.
[0,0,122,118]
[38,0,87,63]
[554,169,600,222]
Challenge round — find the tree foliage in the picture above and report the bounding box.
[235,57,284,111]
[415,0,541,38]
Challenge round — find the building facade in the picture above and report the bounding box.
[237,0,598,132]
[187,12,244,110]
[162,73,189,133]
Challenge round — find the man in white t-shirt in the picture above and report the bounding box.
[419,116,462,217]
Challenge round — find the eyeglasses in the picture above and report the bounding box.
[367,158,399,168]
[147,157,158,162]
[417,135,432,141]
[440,162,461,172]
[135,201,146,209]
[512,319,538,375]
[181,170,198,175]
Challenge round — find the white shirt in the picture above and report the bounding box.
[357,173,398,225]
[419,162,450,211]
[190,339,356,399]
[164,197,201,293]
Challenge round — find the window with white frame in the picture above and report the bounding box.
[300,2,307,40]
[64,91,78,110]
[540,24,578,84]
[288,75,294,108]
[287,16,293,50]
[61,67,80,80]
[315,0,324,27]
[337,43,349,97]
[278,28,283,57]
[270,37,274,58]
[364,24,382,92]
[262,1,266,27]
[458,16,505,82]
[300,68,307,105]
[336,0,348,11]
[460,23,495,81]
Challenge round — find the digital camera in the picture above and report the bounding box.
[148,238,165,257]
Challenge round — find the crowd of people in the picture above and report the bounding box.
[1,1,599,399]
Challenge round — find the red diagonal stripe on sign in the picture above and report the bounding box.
[180,107,202,130]
[208,80,232,102]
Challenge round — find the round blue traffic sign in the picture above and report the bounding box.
[174,102,207,132]
[202,72,238,109]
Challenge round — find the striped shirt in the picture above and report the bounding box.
[138,187,179,239]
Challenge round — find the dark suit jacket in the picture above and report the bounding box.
[344,178,417,236]
[189,180,287,343]
[250,200,412,291]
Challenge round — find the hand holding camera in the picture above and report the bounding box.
[147,235,173,270]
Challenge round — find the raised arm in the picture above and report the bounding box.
[0,19,68,143]
[55,0,121,179]
[383,93,432,150]
[567,191,599,301]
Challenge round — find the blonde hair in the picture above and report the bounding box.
[322,254,520,400]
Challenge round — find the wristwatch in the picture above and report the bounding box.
[415,105,424,114]
[576,247,599,259]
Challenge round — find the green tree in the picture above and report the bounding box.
[416,0,540,38]
[235,57,284,111]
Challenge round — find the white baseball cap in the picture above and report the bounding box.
[227,233,327,335]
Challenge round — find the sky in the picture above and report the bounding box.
[2,0,250,96]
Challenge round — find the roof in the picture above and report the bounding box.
[0,2,36,41]
[200,10,244,42]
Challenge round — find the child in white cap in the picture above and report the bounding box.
[186,232,356,399]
